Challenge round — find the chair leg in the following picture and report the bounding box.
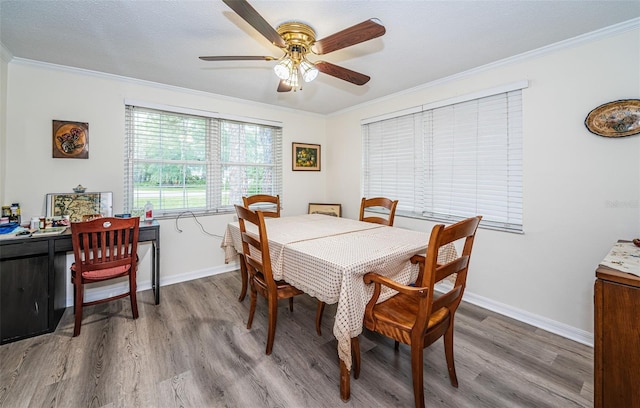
[394,340,400,351]
[238,255,248,302]
[247,284,257,330]
[410,343,426,408]
[351,337,361,379]
[265,295,278,355]
[72,279,76,315]
[73,282,84,337]
[444,322,458,388]
[288,297,294,312]
[130,273,139,319]
[315,301,325,335]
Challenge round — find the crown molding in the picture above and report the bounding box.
[8,57,324,119]
[0,42,14,63]
[330,17,640,118]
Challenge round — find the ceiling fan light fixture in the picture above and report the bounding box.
[274,58,294,80]
[284,69,300,90]
[299,59,319,83]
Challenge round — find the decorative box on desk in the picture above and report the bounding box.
[594,241,640,408]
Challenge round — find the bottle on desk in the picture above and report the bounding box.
[9,203,21,225]
[144,201,154,221]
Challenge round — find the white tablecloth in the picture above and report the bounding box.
[221,214,457,370]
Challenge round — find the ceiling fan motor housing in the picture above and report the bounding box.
[276,22,316,56]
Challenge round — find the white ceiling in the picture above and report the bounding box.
[2,1,639,115]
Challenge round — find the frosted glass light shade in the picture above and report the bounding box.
[299,59,319,82]
[274,58,293,80]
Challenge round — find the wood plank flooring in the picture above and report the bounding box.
[0,271,593,407]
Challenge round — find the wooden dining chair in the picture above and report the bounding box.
[237,195,281,302]
[359,196,398,226]
[234,204,305,355]
[356,215,482,408]
[70,217,140,337]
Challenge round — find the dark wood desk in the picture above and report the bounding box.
[0,220,160,344]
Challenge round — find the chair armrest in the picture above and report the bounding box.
[410,254,425,265]
[364,272,428,297]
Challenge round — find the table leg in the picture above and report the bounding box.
[340,359,350,401]
[153,240,160,305]
[339,336,361,401]
[352,336,361,379]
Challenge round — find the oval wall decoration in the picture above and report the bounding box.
[585,99,640,137]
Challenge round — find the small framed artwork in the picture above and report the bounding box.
[46,192,113,222]
[53,120,89,159]
[292,142,320,171]
[308,203,342,217]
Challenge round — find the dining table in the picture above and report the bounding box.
[221,213,457,401]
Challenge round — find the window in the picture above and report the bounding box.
[124,104,282,217]
[362,82,525,232]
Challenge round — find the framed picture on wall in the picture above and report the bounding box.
[52,120,89,159]
[308,203,341,217]
[292,142,320,171]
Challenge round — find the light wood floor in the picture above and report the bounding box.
[0,271,593,408]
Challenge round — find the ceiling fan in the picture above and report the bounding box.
[199,0,386,92]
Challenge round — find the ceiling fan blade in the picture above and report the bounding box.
[277,80,292,92]
[223,0,286,48]
[311,18,385,55]
[199,56,276,61]
[315,61,370,86]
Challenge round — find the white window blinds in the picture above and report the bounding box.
[125,105,282,216]
[362,87,523,232]
[362,113,426,215]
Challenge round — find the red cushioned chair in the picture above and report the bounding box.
[70,217,140,337]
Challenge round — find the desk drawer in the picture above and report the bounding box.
[0,240,49,259]
[53,236,73,253]
[139,227,159,243]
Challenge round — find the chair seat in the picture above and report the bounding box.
[366,293,450,337]
[252,274,304,298]
[71,263,132,280]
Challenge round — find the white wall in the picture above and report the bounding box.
[2,23,639,344]
[326,25,640,342]
[3,61,327,299]
[0,44,10,206]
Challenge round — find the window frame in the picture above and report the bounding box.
[124,101,282,218]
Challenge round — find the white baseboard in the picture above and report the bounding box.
[66,262,238,307]
[435,282,594,347]
[69,264,593,348]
